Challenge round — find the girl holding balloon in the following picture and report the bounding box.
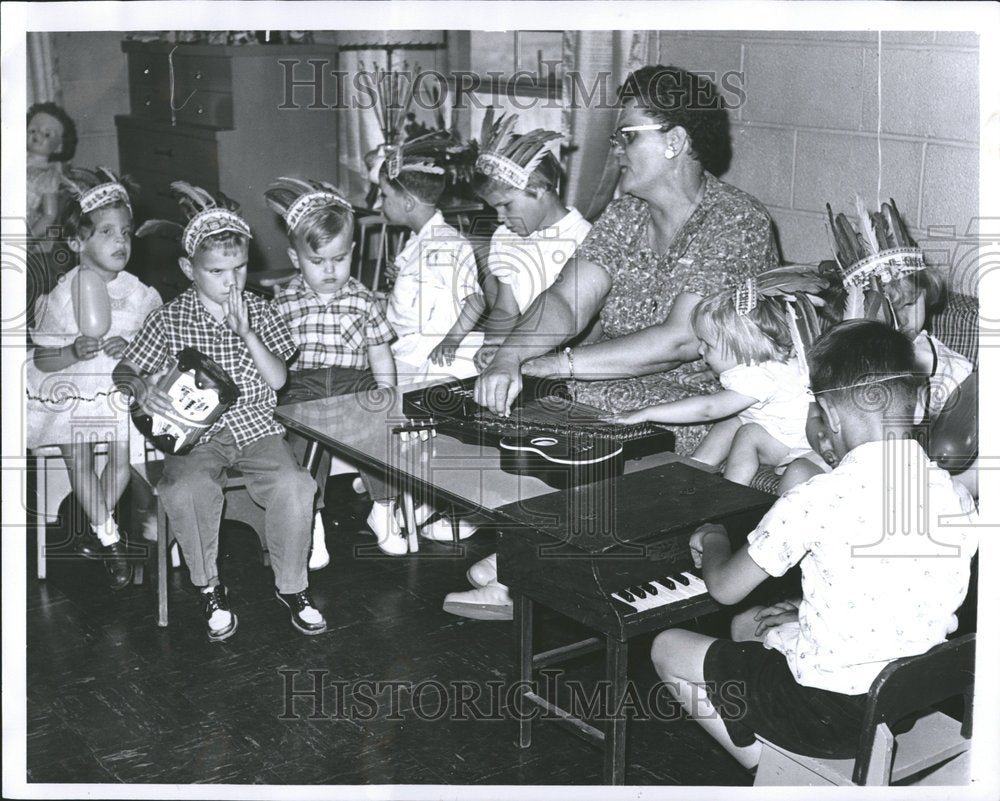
[27,168,161,589]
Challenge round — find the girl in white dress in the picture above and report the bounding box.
[27,169,161,587]
[613,272,823,487]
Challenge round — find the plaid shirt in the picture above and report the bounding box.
[122,287,296,448]
[273,275,395,372]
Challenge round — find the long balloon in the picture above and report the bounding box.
[72,268,111,339]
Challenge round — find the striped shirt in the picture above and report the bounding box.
[273,275,394,372]
[123,287,296,448]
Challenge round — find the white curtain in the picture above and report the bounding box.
[27,32,61,106]
[561,30,659,219]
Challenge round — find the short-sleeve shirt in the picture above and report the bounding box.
[718,360,811,450]
[387,211,481,370]
[570,175,778,454]
[122,287,296,449]
[746,439,978,695]
[487,208,592,313]
[273,275,394,372]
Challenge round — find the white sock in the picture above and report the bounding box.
[94,516,120,547]
[312,512,328,547]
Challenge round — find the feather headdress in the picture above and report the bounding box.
[62,167,133,215]
[135,182,251,257]
[264,177,353,233]
[382,129,477,185]
[732,265,830,374]
[826,196,925,323]
[475,107,562,190]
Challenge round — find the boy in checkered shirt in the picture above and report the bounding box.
[266,178,397,562]
[113,184,326,642]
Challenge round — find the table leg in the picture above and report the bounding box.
[604,636,628,785]
[401,488,419,553]
[303,440,322,477]
[516,591,533,748]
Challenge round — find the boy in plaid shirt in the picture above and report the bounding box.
[114,184,326,641]
[265,179,398,560]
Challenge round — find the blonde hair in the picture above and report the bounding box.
[693,288,793,365]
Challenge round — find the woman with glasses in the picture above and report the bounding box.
[476,64,778,457]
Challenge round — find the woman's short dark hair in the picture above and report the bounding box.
[618,65,732,176]
[27,102,78,163]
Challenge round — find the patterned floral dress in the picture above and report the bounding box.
[572,174,778,456]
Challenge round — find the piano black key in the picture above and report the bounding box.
[674,573,690,586]
[632,586,647,599]
[661,577,676,590]
[642,583,657,595]
[620,589,635,603]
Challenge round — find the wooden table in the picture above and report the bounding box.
[274,385,705,781]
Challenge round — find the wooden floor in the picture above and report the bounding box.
[25,474,751,788]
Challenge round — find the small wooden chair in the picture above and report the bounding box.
[356,214,408,291]
[755,634,976,786]
[131,460,270,627]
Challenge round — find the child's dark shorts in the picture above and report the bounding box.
[702,639,868,759]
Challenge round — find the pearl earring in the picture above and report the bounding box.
[664,147,677,160]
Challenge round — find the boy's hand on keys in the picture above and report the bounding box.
[689,523,727,569]
[102,336,128,359]
[223,285,250,338]
[72,335,102,361]
[753,600,800,636]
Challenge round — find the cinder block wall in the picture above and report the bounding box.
[657,31,980,296]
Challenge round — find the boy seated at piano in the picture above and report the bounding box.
[612,269,828,493]
[113,183,327,641]
[650,320,978,771]
[265,178,400,560]
[443,113,595,619]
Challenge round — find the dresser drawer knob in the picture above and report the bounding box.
[196,105,205,115]
[153,147,174,158]
[144,98,152,107]
[194,70,203,80]
[143,67,150,75]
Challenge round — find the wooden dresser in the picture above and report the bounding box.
[115,41,340,274]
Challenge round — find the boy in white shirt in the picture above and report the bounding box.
[380,150,484,384]
[650,320,978,768]
[444,116,593,619]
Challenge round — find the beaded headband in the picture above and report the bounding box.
[733,277,757,316]
[840,247,925,289]
[284,191,353,233]
[182,209,252,257]
[80,182,132,215]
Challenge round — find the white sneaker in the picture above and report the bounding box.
[420,516,478,542]
[367,500,408,556]
[466,553,498,588]
[309,511,330,571]
[442,582,512,620]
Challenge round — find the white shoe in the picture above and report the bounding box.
[442,582,512,620]
[309,512,330,571]
[367,500,408,556]
[466,553,498,588]
[420,516,478,542]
